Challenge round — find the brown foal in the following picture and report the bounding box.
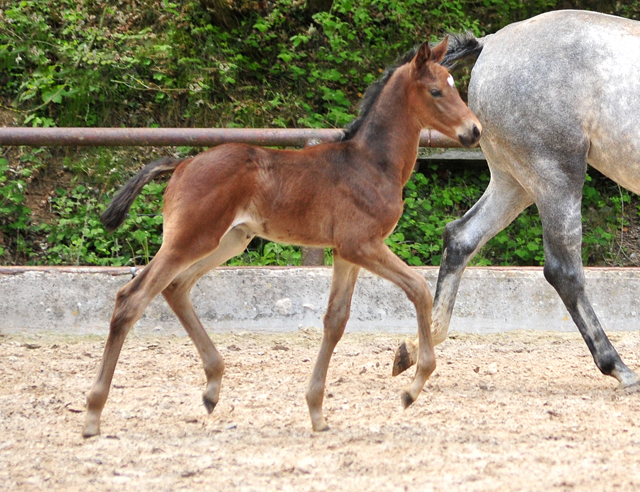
[82,37,481,438]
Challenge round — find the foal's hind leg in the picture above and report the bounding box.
[306,253,360,431]
[83,249,195,437]
[162,225,254,414]
[393,169,533,376]
[536,173,640,388]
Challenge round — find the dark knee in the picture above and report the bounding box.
[163,279,178,295]
[120,266,149,295]
[543,257,584,295]
[324,308,349,327]
[162,277,194,309]
[423,357,436,378]
[442,220,480,264]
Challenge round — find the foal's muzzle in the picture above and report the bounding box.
[457,122,482,148]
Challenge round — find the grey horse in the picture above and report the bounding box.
[395,9,640,399]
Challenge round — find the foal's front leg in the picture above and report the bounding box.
[344,242,436,407]
[306,254,360,431]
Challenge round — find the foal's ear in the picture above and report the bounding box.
[413,42,432,71]
[430,35,449,64]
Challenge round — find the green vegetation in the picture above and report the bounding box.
[387,164,637,267]
[2,0,640,267]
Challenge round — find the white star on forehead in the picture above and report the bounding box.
[447,75,455,88]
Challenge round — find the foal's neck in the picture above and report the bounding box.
[352,67,422,184]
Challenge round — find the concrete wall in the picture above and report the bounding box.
[1,266,640,335]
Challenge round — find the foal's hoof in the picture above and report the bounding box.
[392,339,417,376]
[401,391,416,409]
[203,395,217,414]
[310,417,330,432]
[82,414,101,438]
[82,423,100,439]
[82,428,100,439]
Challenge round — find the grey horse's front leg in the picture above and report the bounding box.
[538,189,640,388]
[393,169,533,375]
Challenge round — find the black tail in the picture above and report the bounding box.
[100,157,185,232]
[440,31,485,69]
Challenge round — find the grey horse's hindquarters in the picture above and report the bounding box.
[429,10,640,387]
[475,11,640,386]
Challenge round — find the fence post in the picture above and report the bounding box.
[301,137,326,266]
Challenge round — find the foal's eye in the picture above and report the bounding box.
[430,89,443,98]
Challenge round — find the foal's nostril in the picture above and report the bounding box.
[458,124,482,148]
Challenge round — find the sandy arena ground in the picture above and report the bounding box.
[2,328,640,491]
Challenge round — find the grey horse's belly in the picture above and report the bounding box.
[468,10,640,193]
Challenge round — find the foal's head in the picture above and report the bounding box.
[408,37,481,147]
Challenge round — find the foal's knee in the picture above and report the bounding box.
[324,300,350,325]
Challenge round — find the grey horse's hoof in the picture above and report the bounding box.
[623,380,640,394]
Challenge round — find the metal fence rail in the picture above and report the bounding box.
[0,126,462,266]
[0,127,462,148]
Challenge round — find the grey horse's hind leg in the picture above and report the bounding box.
[393,169,533,376]
[536,177,640,388]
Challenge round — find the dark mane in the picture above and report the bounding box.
[342,46,419,141]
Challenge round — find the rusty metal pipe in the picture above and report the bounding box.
[0,127,462,148]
